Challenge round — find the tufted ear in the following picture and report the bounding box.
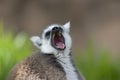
[63,21,70,33]
[30,36,42,48]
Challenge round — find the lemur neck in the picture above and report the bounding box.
[56,50,83,80]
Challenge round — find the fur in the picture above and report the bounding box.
[8,22,85,80]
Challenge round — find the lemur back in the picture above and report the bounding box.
[8,52,66,80]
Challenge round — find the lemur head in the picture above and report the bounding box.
[31,22,71,55]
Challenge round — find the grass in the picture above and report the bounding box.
[0,21,32,80]
[0,21,120,80]
[74,40,120,80]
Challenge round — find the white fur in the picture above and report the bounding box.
[30,36,41,48]
[56,53,79,80]
[63,22,70,33]
[31,22,82,80]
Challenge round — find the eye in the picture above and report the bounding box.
[45,31,51,39]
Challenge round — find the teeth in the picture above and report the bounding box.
[53,34,55,39]
[58,32,61,36]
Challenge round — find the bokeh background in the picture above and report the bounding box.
[0,0,120,80]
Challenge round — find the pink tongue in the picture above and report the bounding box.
[56,42,65,49]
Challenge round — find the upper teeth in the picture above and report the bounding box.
[53,34,55,38]
[52,32,61,39]
[58,32,61,36]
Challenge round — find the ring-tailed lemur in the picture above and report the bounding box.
[8,22,85,80]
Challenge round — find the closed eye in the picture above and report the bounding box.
[45,31,51,39]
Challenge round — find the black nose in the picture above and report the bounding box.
[52,27,59,31]
[52,27,63,32]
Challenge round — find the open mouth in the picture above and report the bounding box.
[51,31,66,50]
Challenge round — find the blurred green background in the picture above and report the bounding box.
[0,0,120,80]
[0,21,32,80]
[0,20,120,80]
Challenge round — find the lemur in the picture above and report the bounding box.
[8,22,85,80]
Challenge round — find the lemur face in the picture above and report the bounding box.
[44,26,66,50]
[31,22,71,54]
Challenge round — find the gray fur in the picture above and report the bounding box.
[8,52,66,80]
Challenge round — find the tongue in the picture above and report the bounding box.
[56,42,65,49]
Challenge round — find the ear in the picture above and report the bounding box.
[30,36,42,48]
[63,21,70,33]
